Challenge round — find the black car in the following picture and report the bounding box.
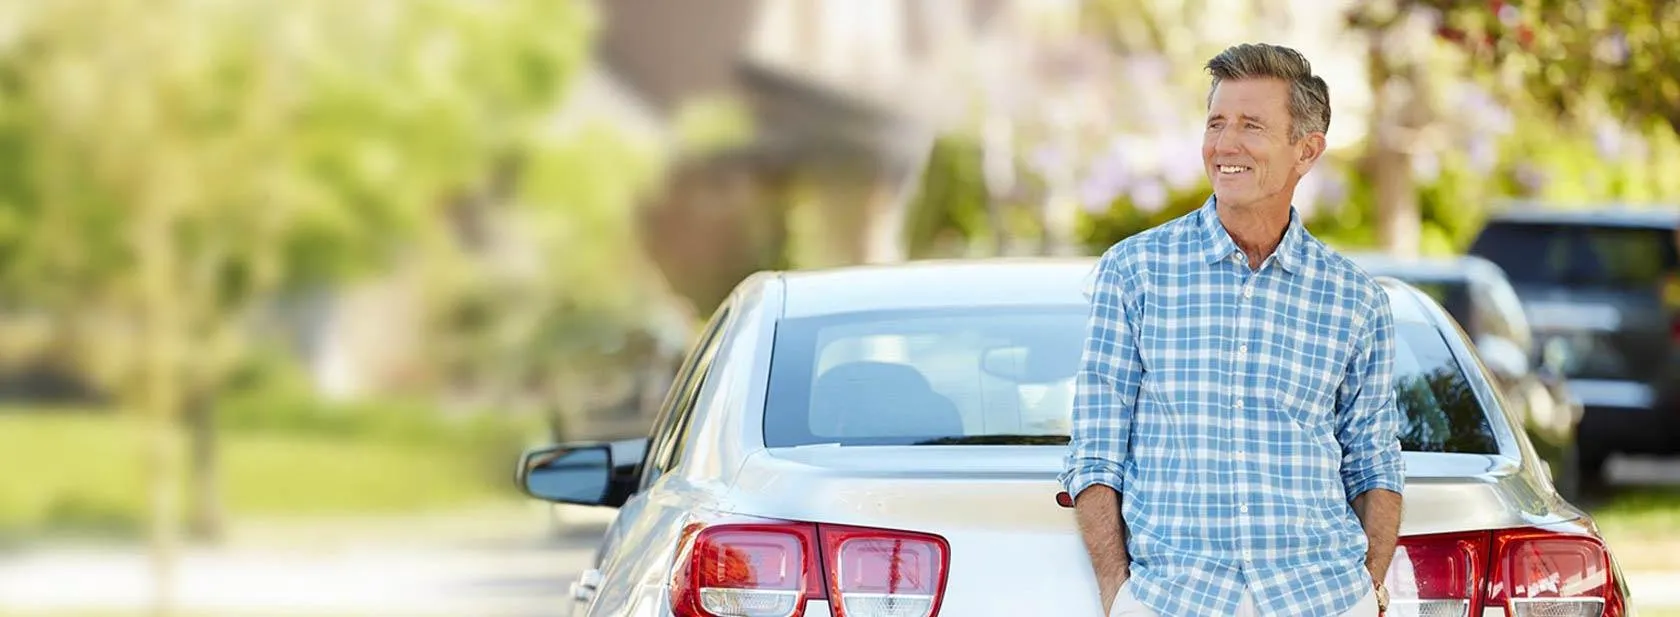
[1467,206,1680,490]
[1350,252,1584,498]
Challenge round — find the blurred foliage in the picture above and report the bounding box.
[0,0,675,566]
[672,95,757,156]
[0,411,524,541]
[0,0,622,400]
[1396,0,1680,137]
[907,136,994,257]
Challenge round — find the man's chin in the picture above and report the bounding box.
[1212,190,1254,208]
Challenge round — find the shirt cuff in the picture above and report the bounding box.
[1060,459,1125,499]
[1343,463,1405,500]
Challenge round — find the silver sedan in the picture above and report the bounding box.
[517,258,1635,617]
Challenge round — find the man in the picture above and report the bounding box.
[1060,43,1404,617]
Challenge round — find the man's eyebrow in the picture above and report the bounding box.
[1205,113,1267,124]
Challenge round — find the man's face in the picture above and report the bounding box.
[1201,77,1321,211]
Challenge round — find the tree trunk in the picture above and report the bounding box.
[144,406,183,617]
[138,201,185,617]
[1367,26,1422,259]
[982,114,1016,257]
[184,391,223,544]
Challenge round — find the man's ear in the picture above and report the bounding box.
[1295,132,1327,175]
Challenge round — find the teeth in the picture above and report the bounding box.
[1220,165,1248,174]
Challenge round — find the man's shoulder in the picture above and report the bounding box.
[1305,239,1392,312]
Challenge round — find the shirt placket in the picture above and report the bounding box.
[1229,253,1258,572]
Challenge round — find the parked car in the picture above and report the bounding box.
[517,259,1633,617]
[1468,206,1680,489]
[1348,252,1584,498]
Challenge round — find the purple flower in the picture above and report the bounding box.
[1129,179,1168,214]
[1078,143,1131,211]
[1028,144,1068,178]
[1412,150,1441,183]
[1594,120,1624,160]
[1467,135,1498,174]
[1162,134,1206,190]
[1595,32,1630,65]
[1497,4,1520,26]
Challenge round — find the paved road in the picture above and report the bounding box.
[0,504,609,617]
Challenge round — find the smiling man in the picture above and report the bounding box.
[1061,43,1404,617]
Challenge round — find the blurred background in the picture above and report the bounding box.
[0,0,1676,615]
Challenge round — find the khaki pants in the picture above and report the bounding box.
[1109,582,1378,617]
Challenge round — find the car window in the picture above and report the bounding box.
[762,307,1500,454]
[640,304,731,489]
[1470,222,1679,288]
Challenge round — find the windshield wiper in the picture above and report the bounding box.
[912,434,1070,446]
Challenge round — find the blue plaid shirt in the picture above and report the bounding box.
[1060,198,1404,617]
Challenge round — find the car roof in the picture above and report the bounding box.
[1483,203,1680,230]
[773,257,1439,324]
[1345,252,1502,283]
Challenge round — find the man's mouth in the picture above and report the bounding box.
[1218,165,1251,175]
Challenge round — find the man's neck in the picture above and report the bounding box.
[1215,200,1291,269]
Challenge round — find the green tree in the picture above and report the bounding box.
[1405,0,1680,136]
[0,1,626,614]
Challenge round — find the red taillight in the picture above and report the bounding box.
[671,518,950,617]
[1670,316,1680,343]
[1387,531,1489,615]
[823,525,949,617]
[1391,526,1625,617]
[672,522,823,617]
[1487,528,1621,617]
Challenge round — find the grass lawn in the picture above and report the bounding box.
[0,412,527,541]
[1589,487,1680,572]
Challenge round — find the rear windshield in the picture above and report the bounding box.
[1469,221,1678,288]
[763,307,1499,453]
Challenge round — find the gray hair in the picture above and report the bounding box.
[1204,43,1330,142]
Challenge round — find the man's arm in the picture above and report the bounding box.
[1353,488,1402,583]
[1334,290,1405,586]
[1060,250,1146,614]
[1074,485,1130,613]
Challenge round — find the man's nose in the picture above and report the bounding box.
[1210,127,1239,154]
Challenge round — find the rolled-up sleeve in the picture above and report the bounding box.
[1335,289,1405,501]
[1059,249,1146,500]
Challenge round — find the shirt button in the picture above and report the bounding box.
[1239,505,1249,514]
[1242,288,1254,299]
[1238,344,1248,354]
[1243,550,1253,560]
[1235,400,1244,409]
[1235,451,1246,460]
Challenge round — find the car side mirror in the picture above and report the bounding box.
[1475,335,1530,380]
[516,438,648,509]
[518,443,613,506]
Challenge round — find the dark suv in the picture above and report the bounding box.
[1467,206,1680,489]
